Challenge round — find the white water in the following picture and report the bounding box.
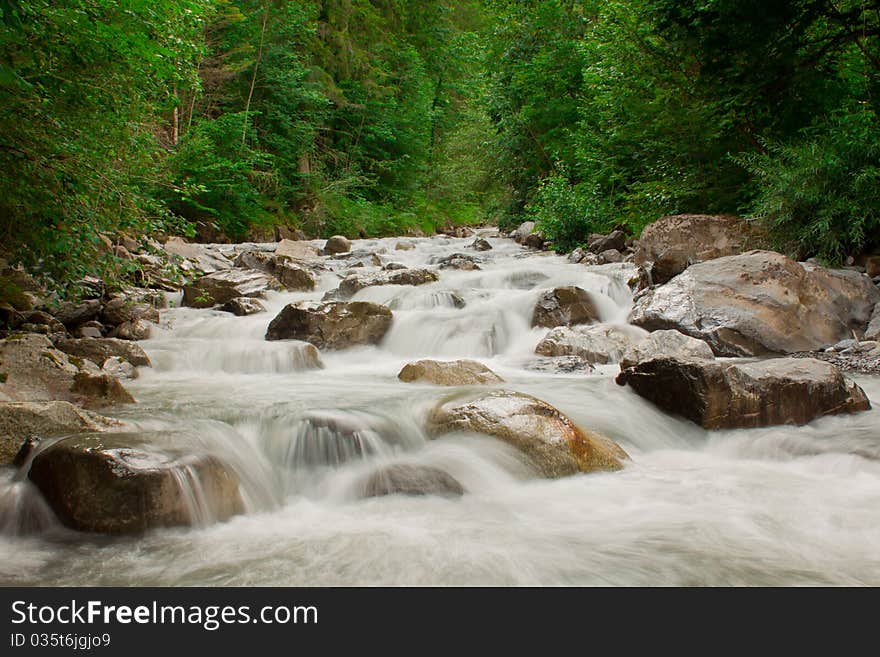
[2,232,880,586]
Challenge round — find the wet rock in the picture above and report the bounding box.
[865,303,880,341]
[634,214,760,284]
[435,253,481,271]
[384,262,408,271]
[525,356,594,373]
[56,337,151,368]
[71,371,136,407]
[338,269,438,299]
[522,231,546,249]
[469,238,492,252]
[323,235,351,255]
[101,295,161,327]
[163,237,232,275]
[395,241,415,251]
[427,390,628,477]
[588,230,627,254]
[361,464,464,498]
[619,330,715,369]
[233,250,315,291]
[398,359,504,386]
[220,297,266,316]
[0,401,122,465]
[274,239,324,265]
[568,247,586,264]
[535,324,644,365]
[276,262,316,291]
[629,250,880,356]
[182,269,281,308]
[265,301,393,349]
[616,356,870,429]
[26,433,244,534]
[531,286,600,329]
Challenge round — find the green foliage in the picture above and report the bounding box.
[735,105,880,263]
[527,173,613,251]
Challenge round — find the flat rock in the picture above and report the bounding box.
[619,329,715,369]
[398,359,504,385]
[265,301,393,349]
[361,464,464,498]
[535,324,645,365]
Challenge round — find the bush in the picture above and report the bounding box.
[527,173,615,251]
[736,106,880,263]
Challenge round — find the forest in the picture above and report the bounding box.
[1,0,879,290]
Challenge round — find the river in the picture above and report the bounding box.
[2,231,879,586]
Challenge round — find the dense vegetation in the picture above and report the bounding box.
[1,0,879,289]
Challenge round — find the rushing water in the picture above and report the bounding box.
[2,232,880,586]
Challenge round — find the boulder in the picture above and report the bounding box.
[628,250,880,356]
[323,235,351,255]
[26,433,243,534]
[361,464,464,498]
[110,318,154,341]
[101,356,137,380]
[265,301,393,349]
[182,269,281,308]
[0,334,134,407]
[338,269,438,299]
[512,221,536,244]
[56,337,151,368]
[531,286,600,329]
[0,401,122,465]
[522,231,546,250]
[598,248,622,264]
[865,303,880,341]
[427,390,628,478]
[395,241,415,251]
[616,356,870,429]
[588,230,627,254]
[568,247,586,264]
[74,321,103,338]
[619,330,715,369]
[53,299,102,328]
[535,324,644,365]
[435,253,481,271]
[163,237,232,275]
[220,297,266,316]
[469,238,492,252]
[634,214,758,284]
[398,359,504,386]
[233,250,315,291]
[274,239,324,265]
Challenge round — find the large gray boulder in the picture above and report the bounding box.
[233,250,316,291]
[535,324,645,365]
[265,301,392,349]
[427,390,629,478]
[616,356,870,429]
[338,269,438,299]
[163,237,232,275]
[531,286,600,328]
[629,250,880,356]
[398,359,504,386]
[619,330,715,369]
[26,433,243,534]
[323,235,351,255]
[634,214,759,283]
[182,269,282,308]
[0,401,122,465]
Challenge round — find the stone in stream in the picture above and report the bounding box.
[182,269,282,309]
[55,337,152,368]
[101,296,161,328]
[865,303,880,341]
[427,390,629,478]
[531,286,600,329]
[435,253,481,271]
[469,237,492,252]
[0,334,135,408]
[0,401,123,466]
[273,239,324,265]
[628,250,879,356]
[361,464,465,498]
[109,317,154,341]
[220,297,266,316]
[163,237,233,275]
[616,356,871,429]
[233,250,316,291]
[101,356,138,380]
[398,359,504,386]
[618,329,715,369]
[25,433,244,534]
[535,324,645,365]
[323,235,351,255]
[337,269,438,299]
[634,214,761,284]
[265,301,393,349]
[395,240,415,251]
[588,230,627,254]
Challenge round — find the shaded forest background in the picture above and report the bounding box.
[1,0,879,288]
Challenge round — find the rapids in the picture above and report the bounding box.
[2,231,879,586]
